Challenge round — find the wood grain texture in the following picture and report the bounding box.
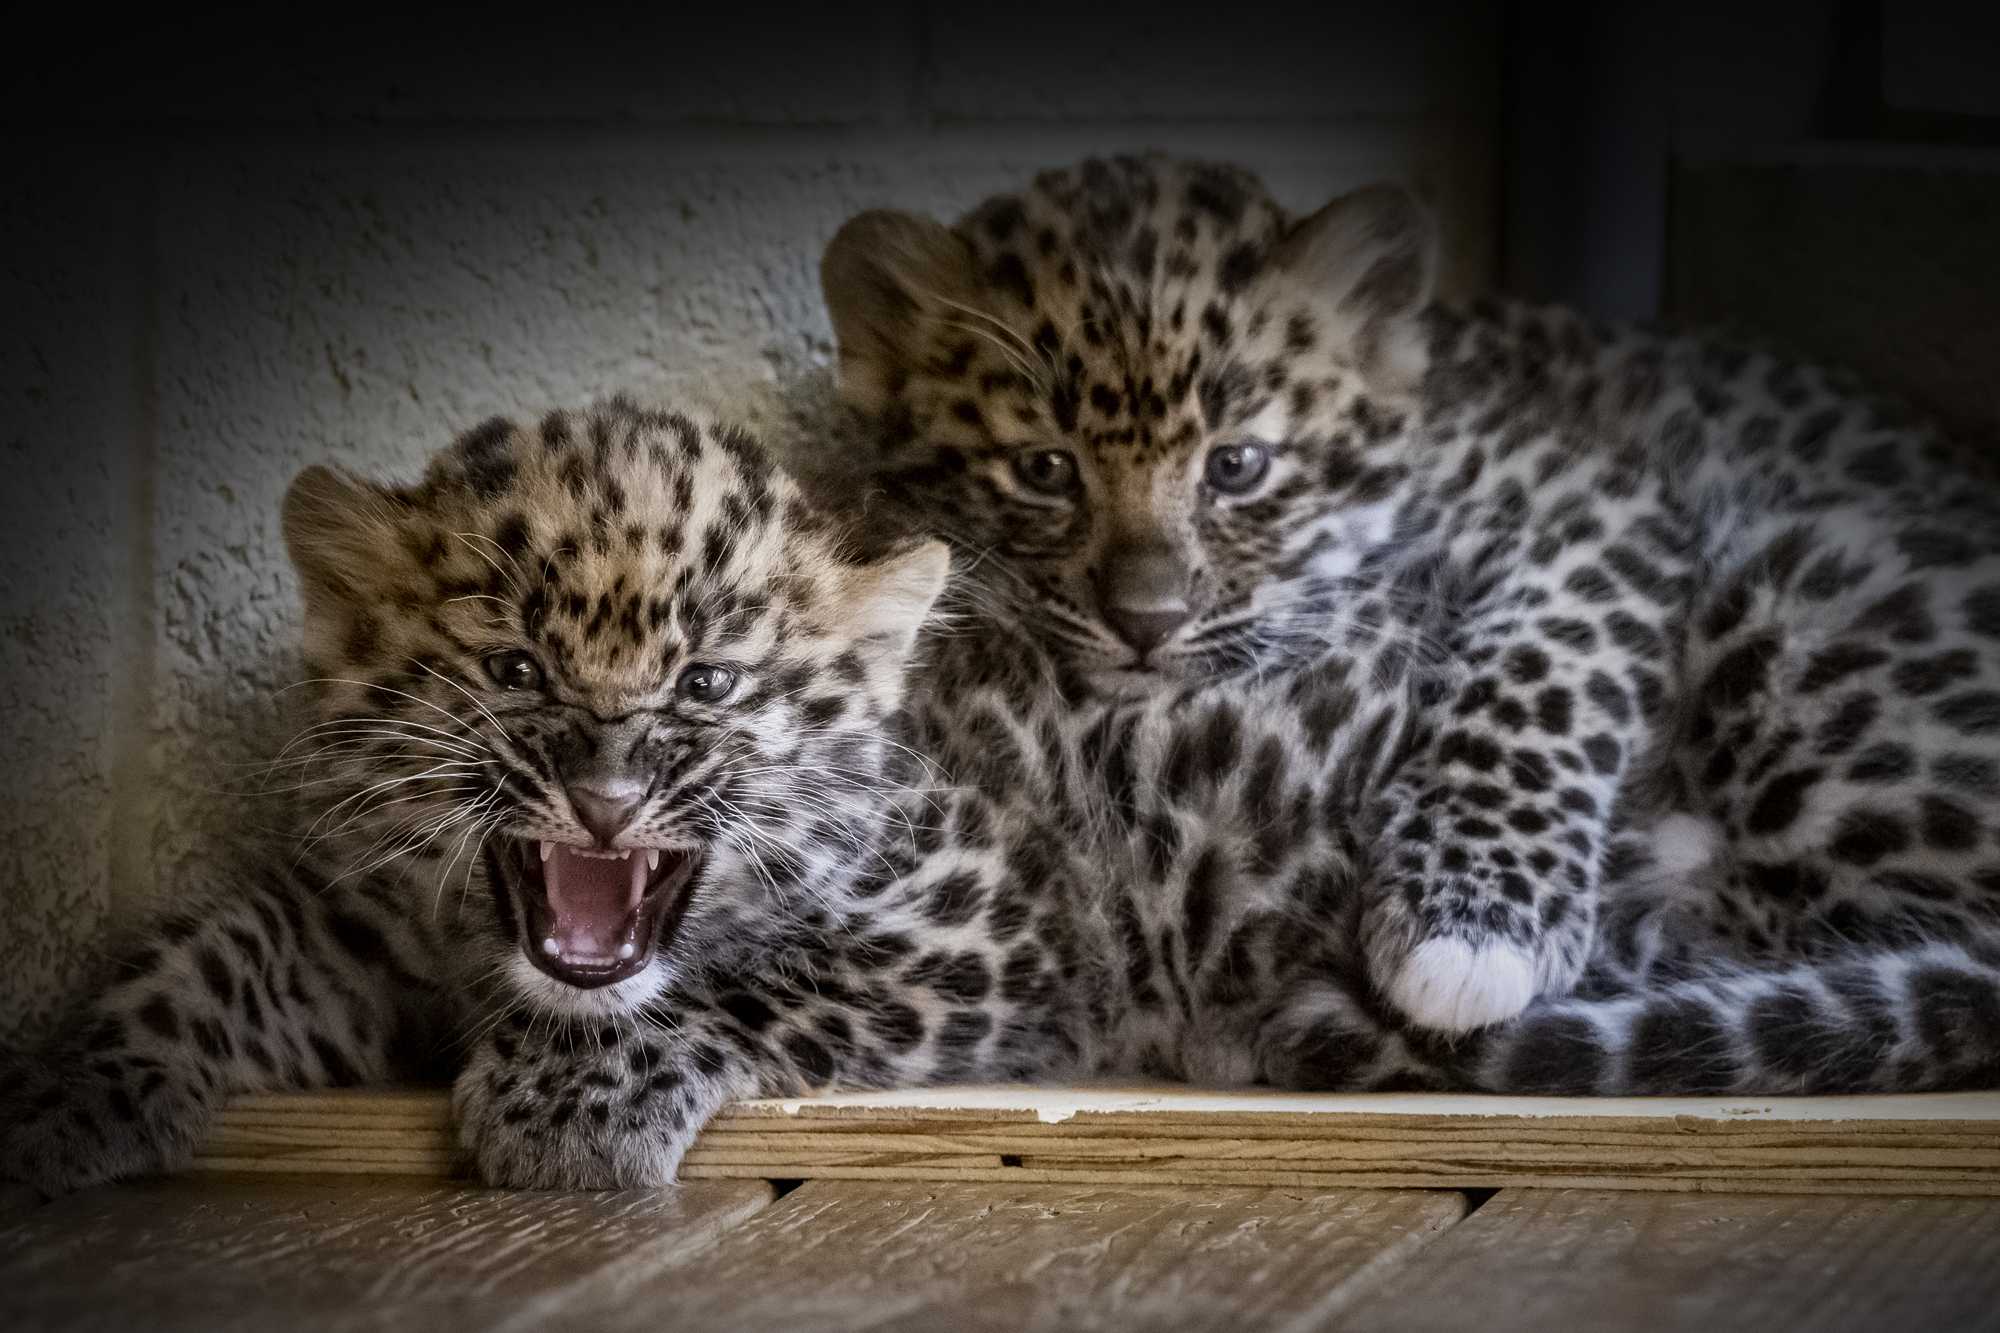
[1336,1188,2000,1333]
[200,1086,2000,1195]
[0,1173,773,1333]
[533,1181,1467,1333]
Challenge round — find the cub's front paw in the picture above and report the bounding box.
[1360,884,1586,1034]
[1,1108,99,1199]
[1378,935,1539,1032]
[0,1065,187,1197]
[452,1039,709,1190]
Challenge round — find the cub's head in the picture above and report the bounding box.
[823,153,1437,694]
[283,401,946,1016]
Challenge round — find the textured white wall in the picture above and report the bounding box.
[0,8,1498,1038]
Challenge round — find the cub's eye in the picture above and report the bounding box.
[1204,442,1272,495]
[1012,448,1080,498]
[676,663,739,705]
[482,651,545,692]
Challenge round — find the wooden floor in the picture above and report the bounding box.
[10,1084,2000,1331]
[8,1173,2000,1331]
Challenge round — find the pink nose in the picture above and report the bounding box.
[567,783,645,846]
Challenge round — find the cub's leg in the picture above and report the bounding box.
[455,876,1076,1189]
[454,955,1063,1190]
[1361,478,1691,1032]
[1,872,445,1196]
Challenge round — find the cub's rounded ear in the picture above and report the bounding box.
[282,464,398,611]
[837,538,951,660]
[1270,183,1437,394]
[821,210,977,408]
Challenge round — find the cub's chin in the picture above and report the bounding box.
[1084,666,1171,698]
[482,837,705,1016]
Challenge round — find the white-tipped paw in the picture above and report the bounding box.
[1382,937,1539,1033]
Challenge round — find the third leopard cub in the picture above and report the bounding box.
[9,397,1998,1196]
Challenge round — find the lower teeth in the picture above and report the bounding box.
[540,938,640,964]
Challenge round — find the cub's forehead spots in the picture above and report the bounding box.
[930,158,1303,466]
[410,404,804,687]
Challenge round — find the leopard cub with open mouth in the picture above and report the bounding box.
[0,398,949,1192]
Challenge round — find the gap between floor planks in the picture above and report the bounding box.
[193,1084,2000,1196]
[8,1176,1997,1332]
[0,1173,1472,1333]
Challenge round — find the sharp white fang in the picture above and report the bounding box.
[646,849,660,871]
[539,840,553,862]
[541,937,560,957]
[617,942,636,960]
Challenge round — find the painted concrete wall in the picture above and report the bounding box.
[0,7,1498,1038]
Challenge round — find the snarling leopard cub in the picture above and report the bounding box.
[0,404,947,1192]
[8,399,1998,1196]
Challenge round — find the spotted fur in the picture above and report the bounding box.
[815,152,2000,1036]
[15,386,2000,1192]
[10,391,1999,1196]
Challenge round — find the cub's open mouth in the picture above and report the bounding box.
[493,840,701,989]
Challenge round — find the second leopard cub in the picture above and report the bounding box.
[8,399,1997,1196]
[817,153,2000,1034]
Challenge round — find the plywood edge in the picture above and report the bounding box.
[670,1163,2000,1197]
[722,1082,2000,1124]
[197,1082,2000,1196]
[227,1081,2000,1124]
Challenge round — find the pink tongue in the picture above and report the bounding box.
[545,848,642,962]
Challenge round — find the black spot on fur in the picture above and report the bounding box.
[1538,618,1598,653]
[1892,649,1980,698]
[1748,986,1868,1088]
[1847,743,1917,784]
[1897,528,1981,570]
[1535,687,1573,736]
[1499,1013,1605,1094]
[1504,644,1550,685]
[138,996,180,1041]
[1628,998,1736,1094]
[1829,810,1912,866]
[1745,765,1824,835]
[719,993,777,1032]
[327,912,389,965]
[1814,693,1878,756]
[310,1034,361,1086]
[1964,587,2000,640]
[784,1034,836,1084]
[1918,795,1981,852]
[1910,968,2000,1071]
[1852,583,1934,644]
[197,948,235,1005]
[1581,733,1620,775]
[1934,691,2000,736]
[1704,636,1780,708]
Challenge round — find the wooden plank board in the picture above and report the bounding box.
[1333,1188,2000,1332]
[522,1181,1469,1333]
[0,1173,774,1333]
[198,1083,2000,1196]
